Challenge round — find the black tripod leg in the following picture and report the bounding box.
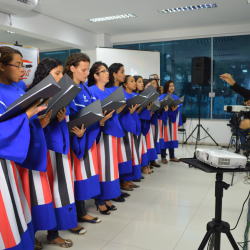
[214,232,221,250]
[198,230,214,250]
[184,126,198,144]
[200,125,219,146]
[225,231,240,250]
[231,173,235,186]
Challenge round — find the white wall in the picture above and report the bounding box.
[93,48,160,78]
[179,119,231,147]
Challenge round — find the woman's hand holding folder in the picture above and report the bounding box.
[57,108,66,122]
[100,110,115,126]
[71,124,86,138]
[26,100,48,119]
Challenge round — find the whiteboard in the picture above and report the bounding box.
[94,48,160,78]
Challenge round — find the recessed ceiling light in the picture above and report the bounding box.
[89,13,136,23]
[159,3,217,14]
[6,30,15,34]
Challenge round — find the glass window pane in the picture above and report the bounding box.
[213,35,250,119]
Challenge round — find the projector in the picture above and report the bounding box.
[195,148,247,169]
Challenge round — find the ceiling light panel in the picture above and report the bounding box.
[89,13,136,23]
[159,3,217,14]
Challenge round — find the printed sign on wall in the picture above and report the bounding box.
[0,44,39,86]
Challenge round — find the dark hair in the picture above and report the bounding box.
[0,46,23,65]
[134,75,143,82]
[163,80,174,94]
[106,63,124,87]
[143,78,150,86]
[29,58,62,89]
[88,61,108,86]
[64,52,90,79]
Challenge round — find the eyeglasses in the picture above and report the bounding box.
[97,69,109,74]
[6,63,25,69]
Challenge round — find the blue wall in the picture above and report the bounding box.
[40,49,81,64]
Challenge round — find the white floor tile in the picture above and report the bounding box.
[43,145,249,250]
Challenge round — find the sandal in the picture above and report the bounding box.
[35,239,43,250]
[69,226,87,235]
[48,238,73,248]
[78,217,102,224]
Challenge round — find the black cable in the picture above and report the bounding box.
[231,189,250,231]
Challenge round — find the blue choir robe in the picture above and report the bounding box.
[0,82,47,171]
[43,116,78,230]
[89,84,124,200]
[167,93,183,149]
[69,82,101,201]
[0,82,43,250]
[107,87,133,176]
[119,91,142,181]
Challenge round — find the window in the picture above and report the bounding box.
[114,35,250,119]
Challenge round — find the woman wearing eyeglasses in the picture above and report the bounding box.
[88,61,124,214]
[0,46,53,250]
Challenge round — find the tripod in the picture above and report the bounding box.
[198,171,239,250]
[183,87,219,149]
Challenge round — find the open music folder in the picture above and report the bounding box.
[101,86,126,113]
[41,74,81,119]
[68,100,104,130]
[0,74,61,121]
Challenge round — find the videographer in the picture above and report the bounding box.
[221,73,250,154]
[220,73,250,101]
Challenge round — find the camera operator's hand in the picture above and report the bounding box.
[220,73,236,86]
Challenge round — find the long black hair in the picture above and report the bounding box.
[134,75,143,83]
[88,61,108,86]
[29,58,62,89]
[163,80,174,94]
[122,75,133,89]
[106,63,124,88]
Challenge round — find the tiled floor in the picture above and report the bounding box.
[38,145,250,250]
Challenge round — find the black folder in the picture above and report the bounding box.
[0,74,61,121]
[160,95,174,108]
[141,92,160,109]
[126,95,147,108]
[140,85,156,97]
[171,96,185,107]
[151,99,161,112]
[68,100,104,130]
[127,86,157,108]
[101,86,126,113]
[41,74,81,119]
[160,95,184,108]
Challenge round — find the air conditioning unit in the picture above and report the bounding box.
[0,0,39,16]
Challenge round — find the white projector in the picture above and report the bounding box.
[195,148,247,169]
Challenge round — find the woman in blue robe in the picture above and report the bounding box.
[107,64,139,196]
[29,58,87,248]
[0,46,51,250]
[161,80,183,162]
[88,61,125,214]
[64,53,103,221]
[118,75,143,184]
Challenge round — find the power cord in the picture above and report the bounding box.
[231,189,250,231]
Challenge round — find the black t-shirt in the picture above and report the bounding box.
[231,83,250,101]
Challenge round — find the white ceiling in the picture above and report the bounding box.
[34,0,250,35]
[0,29,72,51]
[1,0,250,50]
